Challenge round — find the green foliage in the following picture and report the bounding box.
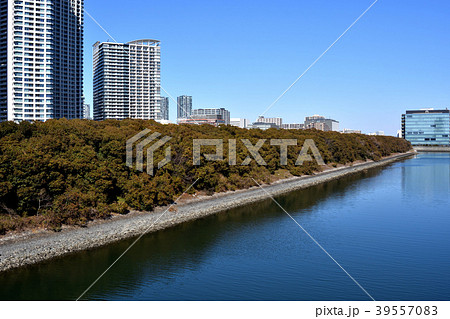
[0,119,412,234]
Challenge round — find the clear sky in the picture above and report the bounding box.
[83,0,450,135]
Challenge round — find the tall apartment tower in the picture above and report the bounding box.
[93,39,161,121]
[159,96,169,121]
[177,95,192,120]
[0,0,84,122]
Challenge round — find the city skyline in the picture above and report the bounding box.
[1,1,448,135]
[82,0,450,135]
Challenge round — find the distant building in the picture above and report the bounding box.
[256,116,283,127]
[83,104,91,120]
[305,115,339,132]
[82,95,91,120]
[281,123,304,130]
[397,130,403,138]
[305,115,324,127]
[341,129,362,134]
[402,109,450,146]
[177,95,192,120]
[191,108,230,125]
[369,131,385,136]
[159,97,169,121]
[230,118,249,129]
[178,117,225,126]
[309,122,327,131]
[250,122,279,130]
[93,40,161,121]
[177,108,230,126]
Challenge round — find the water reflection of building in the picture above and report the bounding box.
[401,154,450,197]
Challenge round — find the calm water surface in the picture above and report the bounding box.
[0,153,449,301]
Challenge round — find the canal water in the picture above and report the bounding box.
[0,153,449,301]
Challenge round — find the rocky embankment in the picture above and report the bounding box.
[0,152,415,273]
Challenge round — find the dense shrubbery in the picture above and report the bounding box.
[0,119,411,234]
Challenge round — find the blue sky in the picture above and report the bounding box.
[83,0,450,135]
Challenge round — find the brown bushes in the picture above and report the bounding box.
[0,119,411,234]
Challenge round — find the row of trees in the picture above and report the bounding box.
[0,119,411,234]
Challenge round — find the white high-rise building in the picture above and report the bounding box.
[93,39,161,121]
[0,0,84,122]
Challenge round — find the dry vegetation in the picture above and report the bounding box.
[0,119,411,234]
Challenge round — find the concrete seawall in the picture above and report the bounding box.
[414,146,450,152]
[0,151,416,273]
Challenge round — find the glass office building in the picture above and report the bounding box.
[402,109,450,146]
